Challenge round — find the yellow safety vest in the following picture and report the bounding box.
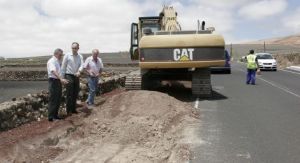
[246,54,257,69]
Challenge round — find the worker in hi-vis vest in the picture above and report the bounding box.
[246,49,259,85]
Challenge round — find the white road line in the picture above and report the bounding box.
[194,98,199,109]
[237,68,300,99]
[237,152,251,159]
[280,69,300,76]
[257,77,300,98]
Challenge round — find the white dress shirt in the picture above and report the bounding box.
[47,56,61,79]
[61,52,84,77]
[83,56,104,77]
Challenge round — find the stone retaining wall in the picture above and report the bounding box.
[0,74,126,131]
[0,70,126,81]
[0,92,48,130]
[0,71,47,81]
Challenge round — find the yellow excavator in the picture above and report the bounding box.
[126,6,225,97]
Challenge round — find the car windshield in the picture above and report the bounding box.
[256,54,273,59]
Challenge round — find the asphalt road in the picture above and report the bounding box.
[0,81,48,103]
[191,62,300,163]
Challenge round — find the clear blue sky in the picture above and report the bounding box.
[0,0,299,57]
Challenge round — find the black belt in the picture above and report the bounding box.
[88,75,98,78]
[65,74,76,77]
[49,77,60,81]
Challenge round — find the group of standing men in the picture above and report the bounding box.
[46,42,103,121]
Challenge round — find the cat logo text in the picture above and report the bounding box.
[173,48,194,61]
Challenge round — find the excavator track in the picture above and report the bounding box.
[125,75,142,90]
[192,68,212,97]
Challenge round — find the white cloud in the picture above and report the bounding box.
[1,0,237,57]
[0,0,293,58]
[0,0,143,57]
[282,7,300,33]
[238,0,287,20]
[192,0,251,8]
[168,1,236,44]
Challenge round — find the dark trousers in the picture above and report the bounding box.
[48,78,62,119]
[246,69,256,84]
[65,74,80,113]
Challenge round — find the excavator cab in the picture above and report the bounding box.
[130,17,161,60]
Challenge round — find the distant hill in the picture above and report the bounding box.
[1,52,134,66]
[244,34,300,45]
[10,51,132,64]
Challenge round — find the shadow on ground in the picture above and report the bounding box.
[151,81,228,102]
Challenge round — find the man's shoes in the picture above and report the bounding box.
[53,116,63,120]
[48,116,62,122]
[72,110,79,114]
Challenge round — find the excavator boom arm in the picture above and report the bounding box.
[160,6,181,31]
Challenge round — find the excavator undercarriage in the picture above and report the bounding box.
[125,68,213,97]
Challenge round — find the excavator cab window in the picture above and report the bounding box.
[130,23,139,60]
[140,17,161,35]
[141,23,160,35]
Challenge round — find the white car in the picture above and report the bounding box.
[255,53,277,71]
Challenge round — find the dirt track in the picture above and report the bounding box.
[0,89,200,163]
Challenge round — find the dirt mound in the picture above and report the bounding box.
[0,90,200,163]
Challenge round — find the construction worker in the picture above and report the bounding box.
[246,49,259,85]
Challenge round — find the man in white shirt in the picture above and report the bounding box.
[83,49,104,107]
[61,42,84,115]
[47,48,68,121]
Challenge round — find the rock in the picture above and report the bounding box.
[43,137,59,146]
[80,83,88,90]
[93,119,99,125]
[100,124,108,130]
[26,112,31,117]
[78,91,84,98]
